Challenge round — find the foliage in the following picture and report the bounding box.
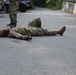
[32,0,46,7]
[32,0,63,10]
[46,0,50,4]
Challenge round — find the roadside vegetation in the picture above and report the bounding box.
[32,0,63,10]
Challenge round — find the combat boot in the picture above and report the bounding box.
[57,26,66,36]
[7,23,17,28]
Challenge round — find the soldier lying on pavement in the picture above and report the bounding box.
[0,17,66,40]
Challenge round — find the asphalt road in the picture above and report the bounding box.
[0,7,76,75]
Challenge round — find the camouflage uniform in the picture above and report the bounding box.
[8,25,66,40]
[28,17,41,28]
[9,26,56,38]
[0,18,66,40]
[9,0,17,24]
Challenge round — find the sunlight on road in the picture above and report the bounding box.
[24,12,70,16]
[60,17,76,20]
[66,26,76,28]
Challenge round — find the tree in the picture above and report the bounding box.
[32,0,46,7]
[32,0,63,9]
[46,0,63,9]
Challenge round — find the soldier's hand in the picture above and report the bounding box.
[22,35,32,40]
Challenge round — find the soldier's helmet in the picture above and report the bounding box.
[28,17,42,28]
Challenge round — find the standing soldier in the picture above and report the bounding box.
[7,0,17,28]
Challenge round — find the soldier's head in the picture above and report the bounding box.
[0,29,9,37]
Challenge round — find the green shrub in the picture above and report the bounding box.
[32,0,63,10]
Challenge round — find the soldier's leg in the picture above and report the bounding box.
[9,30,32,40]
[7,0,17,28]
[29,26,66,36]
[43,26,66,36]
[43,29,57,36]
[9,11,17,25]
[28,17,41,28]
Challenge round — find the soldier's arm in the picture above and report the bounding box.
[9,30,32,40]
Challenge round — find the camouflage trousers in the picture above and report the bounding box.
[9,26,57,39]
[9,0,18,23]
